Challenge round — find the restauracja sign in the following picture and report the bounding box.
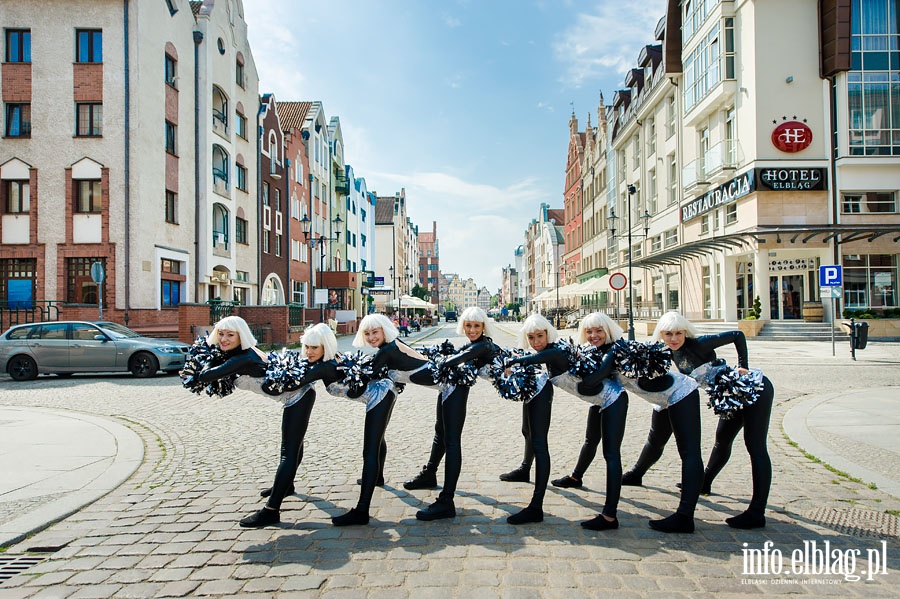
[681,171,756,222]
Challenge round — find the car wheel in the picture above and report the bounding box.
[129,352,159,378]
[8,355,38,381]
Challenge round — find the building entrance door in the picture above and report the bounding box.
[769,274,804,320]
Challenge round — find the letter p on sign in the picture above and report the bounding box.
[819,265,842,287]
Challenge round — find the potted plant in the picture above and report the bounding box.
[738,296,766,337]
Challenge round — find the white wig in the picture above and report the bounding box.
[577,312,624,344]
[653,311,700,340]
[456,306,498,338]
[517,313,558,349]
[352,313,400,347]
[207,315,257,349]
[301,323,338,361]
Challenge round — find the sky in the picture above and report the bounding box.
[244,0,668,291]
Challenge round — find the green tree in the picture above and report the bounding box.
[411,283,430,301]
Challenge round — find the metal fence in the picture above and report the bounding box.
[0,300,61,328]
[207,300,238,325]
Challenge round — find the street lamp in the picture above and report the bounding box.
[608,184,651,340]
[388,265,411,316]
[547,260,564,329]
[300,213,343,323]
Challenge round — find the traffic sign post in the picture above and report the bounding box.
[90,261,105,320]
[819,265,843,357]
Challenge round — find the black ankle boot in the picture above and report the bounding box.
[551,475,583,489]
[239,507,280,528]
[581,513,619,531]
[332,507,370,526]
[621,470,643,486]
[404,466,438,490]
[499,465,531,483]
[507,505,543,525]
[726,511,766,529]
[416,497,456,521]
[649,513,694,533]
[260,484,295,498]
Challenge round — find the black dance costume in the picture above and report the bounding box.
[408,336,502,521]
[240,359,348,528]
[543,342,629,530]
[585,358,703,533]
[332,339,435,526]
[671,331,774,529]
[196,346,267,383]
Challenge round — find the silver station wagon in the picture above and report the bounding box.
[0,321,189,381]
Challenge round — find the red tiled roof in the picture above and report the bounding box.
[277,101,313,132]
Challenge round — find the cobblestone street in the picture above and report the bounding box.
[1,323,898,597]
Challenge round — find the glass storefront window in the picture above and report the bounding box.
[843,253,898,309]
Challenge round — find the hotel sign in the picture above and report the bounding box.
[681,171,755,223]
[755,167,827,191]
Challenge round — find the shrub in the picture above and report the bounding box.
[746,296,762,320]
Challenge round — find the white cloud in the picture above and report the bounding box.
[554,1,667,88]
[442,13,462,28]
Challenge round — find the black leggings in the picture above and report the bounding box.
[524,384,553,509]
[629,391,703,517]
[266,390,317,510]
[419,386,472,499]
[703,376,774,516]
[357,391,396,511]
[570,394,629,518]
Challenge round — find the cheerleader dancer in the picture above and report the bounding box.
[332,314,435,526]
[546,312,629,531]
[192,315,268,386]
[500,314,557,524]
[240,324,344,528]
[651,311,774,530]
[584,338,703,533]
[406,307,502,521]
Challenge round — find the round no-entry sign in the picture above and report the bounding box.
[609,272,627,291]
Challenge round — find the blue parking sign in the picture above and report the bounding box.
[819,265,842,287]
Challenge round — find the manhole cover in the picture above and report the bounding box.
[0,555,45,584]
[804,507,899,540]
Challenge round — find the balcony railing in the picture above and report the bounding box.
[682,157,708,190]
[704,140,740,177]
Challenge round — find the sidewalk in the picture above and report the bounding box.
[0,407,143,547]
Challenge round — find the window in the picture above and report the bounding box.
[212,144,229,188]
[713,208,720,230]
[646,118,656,156]
[76,29,102,63]
[702,265,712,319]
[274,188,280,210]
[275,234,282,257]
[236,111,247,138]
[212,86,228,131]
[233,286,247,305]
[843,253,898,309]
[162,280,182,307]
[4,103,31,138]
[165,0,178,15]
[262,182,270,205]
[235,59,244,88]
[5,181,29,214]
[66,257,105,304]
[651,235,662,252]
[76,180,101,213]
[235,217,248,244]
[212,203,229,248]
[668,154,678,206]
[5,29,30,63]
[842,192,897,213]
[236,164,247,191]
[165,54,177,87]
[165,121,176,154]
[648,168,657,213]
[76,103,102,137]
[361,233,367,247]
[165,190,177,223]
[666,94,676,138]
[724,17,735,79]
[664,228,678,248]
[361,208,366,222]
[0,258,36,307]
[701,214,710,235]
[632,134,641,163]
[292,280,305,304]
[291,238,300,260]
[725,106,736,165]
[726,202,737,224]
[683,24,722,111]
[263,231,270,253]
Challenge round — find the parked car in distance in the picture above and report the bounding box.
[0,321,190,381]
[444,311,458,322]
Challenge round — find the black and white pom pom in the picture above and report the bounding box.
[419,339,457,361]
[180,336,236,398]
[488,349,540,402]
[612,340,672,379]
[563,338,600,377]
[704,366,764,418]
[261,349,310,395]
[336,350,373,397]
[440,361,478,388]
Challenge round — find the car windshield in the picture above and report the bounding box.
[97,322,142,339]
